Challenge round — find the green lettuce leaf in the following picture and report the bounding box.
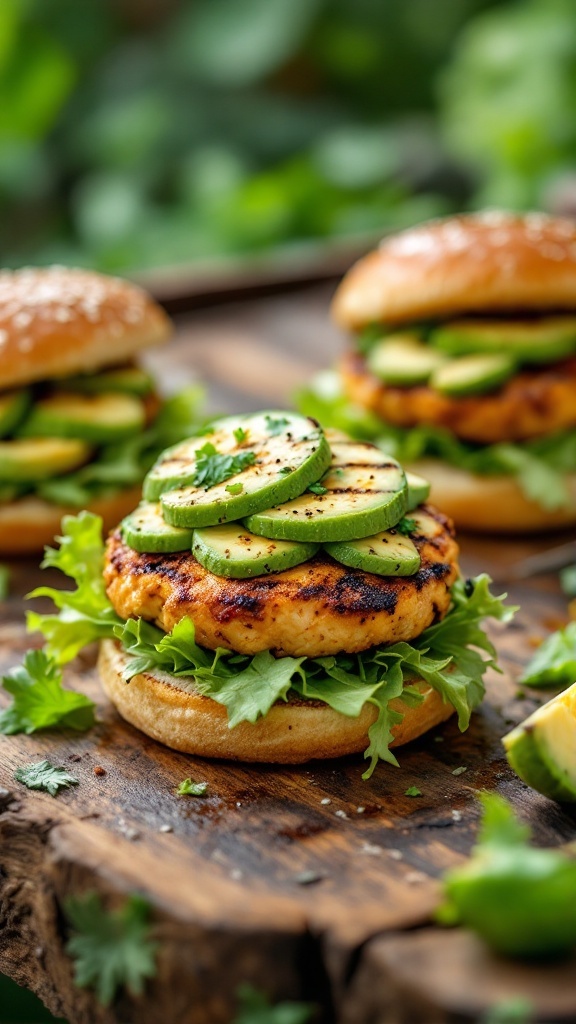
[297,372,576,511]
[27,511,121,663]
[438,793,576,958]
[521,621,576,688]
[0,649,95,735]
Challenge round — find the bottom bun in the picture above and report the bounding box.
[0,487,142,556]
[408,459,576,534]
[98,638,455,763]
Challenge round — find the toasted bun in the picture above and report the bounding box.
[0,267,171,389]
[333,211,576,329]
[407,458,576,534]
[0,487,142,556]
[98,639,455,763]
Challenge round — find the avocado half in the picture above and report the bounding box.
[503,682,576,802]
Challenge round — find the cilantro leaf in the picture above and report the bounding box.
[234,427,248,443]
[226,482,244,495]
[307,482,328,496]
[396,517,417,535]
[193,443,256,490]
[65,893,157,1006]
[0,650,95,735]
[177,778,208,796]
[264,414,289,436]
[438,793,576,957]
[405,786,422,797]
[15,759,79,796]
[234,984,314,1024]
[521,621,576,688]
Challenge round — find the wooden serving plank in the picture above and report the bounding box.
[1,289,575,1022]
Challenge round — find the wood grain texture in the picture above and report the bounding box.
[1,287,576,1023]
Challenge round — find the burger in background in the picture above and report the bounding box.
[301,211,576,533]
[0,267,201,554]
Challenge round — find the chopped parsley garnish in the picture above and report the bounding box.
[308,482,328,496]
[0,649,96,735]
[65,893,158,1006]
[264,414,289,436]
[225,482,244,495]
[177,778,208,796]
[278,466,293,475]
[15,759,79,796]
[193,442,256,490]
[396,516,417,535]
[405,786,422,797]
[234,427,248,444]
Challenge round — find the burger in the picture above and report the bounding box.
[306,211,576,532]
[27,411,511,774]
[0,265,194,555]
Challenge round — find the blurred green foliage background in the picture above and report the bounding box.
[2,0,575,278]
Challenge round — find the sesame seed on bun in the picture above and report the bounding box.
[0,266,171,390]
[332,211,576,330]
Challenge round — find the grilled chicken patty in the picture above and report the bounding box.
[104,505,459,658]
[341,352,576,445]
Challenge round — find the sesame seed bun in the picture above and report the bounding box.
[406,459,576,534]
[98,638,455,763]
[332,211,576,329]
[0,266,171,390]
[0,487,143,556]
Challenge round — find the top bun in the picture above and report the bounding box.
[0,266,171,390]
[332,211,576,329]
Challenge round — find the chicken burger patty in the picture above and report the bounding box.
[341,351,576,445]
[104,505,459,658]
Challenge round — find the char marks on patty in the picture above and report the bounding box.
[104,504,459,658]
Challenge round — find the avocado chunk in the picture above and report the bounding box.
[430,353,516,397]
[61,366,154,397]
[0,437,92,482]
[431,316,576,364]
[325,528,420,577]
[503,681,576,802]
[19,392,146,443]
[193,523,319,578]
[0,389,30,438]
[367,334,446,386]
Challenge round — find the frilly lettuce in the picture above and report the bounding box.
[25,512,514,777]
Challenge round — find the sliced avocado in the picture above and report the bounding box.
[193,523,319,578]
[61,366,154,397]
[243,436,407,543]
[431,316,576,364]
[406,471,430,511]
[121,503,194,553]
[156,411,331,528]
[367,334,446,387]
[19,392,146,443]
[503,682,576,802]
[325,528,420,577]
[0,438,92,482]
[0,389,31,438]
[430,353,516,397]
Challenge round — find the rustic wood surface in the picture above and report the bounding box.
[1,285,576,1024]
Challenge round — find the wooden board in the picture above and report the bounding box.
[1,287,576,1023]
